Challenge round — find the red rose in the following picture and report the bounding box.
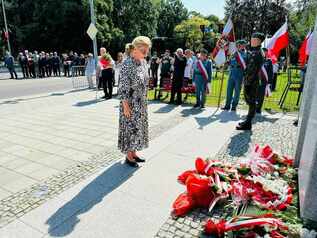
[261,145,273,158]
[205,219,226,237]
[277,203,287,211]
[172,193,194,217]
[177,170,196,185]
[195,157,207,174]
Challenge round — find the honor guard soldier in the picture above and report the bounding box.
[236,32,265,131]
[222,39,247,111]
[256,48,273,114]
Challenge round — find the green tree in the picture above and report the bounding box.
[2,0,113,54]
[224,0,290,39]
[156,0,188,38]
[175,16,213,51]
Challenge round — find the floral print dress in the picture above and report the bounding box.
[118,57,149,154]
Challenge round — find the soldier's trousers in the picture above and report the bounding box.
[225,70,243,109]
[244,83,258,122]
[256,83,266,113]
[170,77,183,104]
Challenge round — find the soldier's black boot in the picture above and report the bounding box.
[236,120,252,130]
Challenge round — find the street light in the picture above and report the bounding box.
[89,0,98,68]
[1,0,11,54]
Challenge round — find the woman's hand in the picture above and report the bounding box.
[122,100,132,119]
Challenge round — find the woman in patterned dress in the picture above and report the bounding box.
[118,36,152,167]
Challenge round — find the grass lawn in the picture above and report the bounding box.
[148,70,301,113]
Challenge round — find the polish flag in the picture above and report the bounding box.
[266,22,289,59]
[298,31,313,67]
[212,18,235,66]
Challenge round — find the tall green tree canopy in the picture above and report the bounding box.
[224,0,290,39]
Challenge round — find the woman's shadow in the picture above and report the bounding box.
[46,161,139,237]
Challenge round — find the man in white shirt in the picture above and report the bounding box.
[184,49,193,85]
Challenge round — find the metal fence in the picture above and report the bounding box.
[70,66,95,89]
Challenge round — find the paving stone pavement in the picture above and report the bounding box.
[0,90,191,229]
[155,116,298,238]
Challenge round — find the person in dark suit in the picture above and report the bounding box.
[169,48,187,105]
[18,52,29,78]
[52,52,61,76]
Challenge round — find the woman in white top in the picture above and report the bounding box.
[114,52,124,86]
[184,49,194,86]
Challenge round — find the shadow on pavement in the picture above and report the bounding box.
[194,110,242,130]
[73,99,102,107]
[46,161,139,237]
[227,130,252,157]
[153,104,176,113]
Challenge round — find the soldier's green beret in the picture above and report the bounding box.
[200,48,208,55]
[251,32,265,42]
[236,39,247,45]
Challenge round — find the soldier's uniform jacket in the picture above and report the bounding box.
[244,46,264,86]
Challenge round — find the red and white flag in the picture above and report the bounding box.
[266,22,289,59]
[298,31,313,67]
[212,18,235,66]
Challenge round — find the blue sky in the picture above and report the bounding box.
[181,0,225,19]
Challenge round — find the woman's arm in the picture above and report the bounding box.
[118,63,132,118]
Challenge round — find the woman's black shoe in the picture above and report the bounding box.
[125,158,139,167]
[134,156,146,163]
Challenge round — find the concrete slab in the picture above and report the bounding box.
[0,220,44,238]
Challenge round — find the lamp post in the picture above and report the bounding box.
[1,0,11,54]
[89,0,98,68]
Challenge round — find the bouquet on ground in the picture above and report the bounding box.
[171,144,297,237]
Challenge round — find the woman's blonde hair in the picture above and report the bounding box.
[132,36,152,49]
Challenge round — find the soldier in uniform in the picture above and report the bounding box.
[256,48,273,114]
[222,40,247,111]
[236,32,265,131]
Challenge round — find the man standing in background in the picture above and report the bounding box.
[169,48,186,105]
[150,52,160,88]
[4,52,18,79]
[52,52,61,77]
[158,50,173,99]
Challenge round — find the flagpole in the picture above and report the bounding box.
[217,65,225,108]
[1,0,11,54]
[285,16,291,81]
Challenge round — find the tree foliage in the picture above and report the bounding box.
[224,0,290,39]
[175,16,220,52]
[156,0,188,38]
[0,0,315,59]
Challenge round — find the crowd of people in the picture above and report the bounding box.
[3,50,90,79]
